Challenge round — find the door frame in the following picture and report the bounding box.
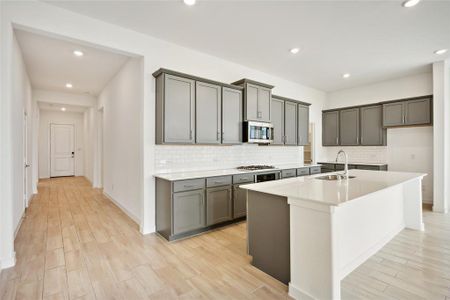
[49,123,75,178]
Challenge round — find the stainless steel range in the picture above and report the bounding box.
[236,165,275,171]
[236,165,280,182]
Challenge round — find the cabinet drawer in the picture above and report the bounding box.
[309,166,321,174]
[233,173,254,184]
[173,179,205,192]
[297,167,310,176]
[281,169,297,178]
[206,176,232,188]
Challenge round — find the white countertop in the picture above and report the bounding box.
[318,161,388,166]
[154,163,321,181]
[240,169,426,206]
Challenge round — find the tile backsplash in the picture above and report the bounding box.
[324,146,387,163]
[155,144,304,173]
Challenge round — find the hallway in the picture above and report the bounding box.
[1,177,450,299]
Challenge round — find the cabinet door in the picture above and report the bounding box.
[285,101,297,145]
[322,111,339,146]
[361,105,385,146]
[222,87,243,144]
[383,102,404,127]
[257,87,271,122]
[173,190,205,235]
[339,108,360,145]
[271,98,285,145]
[196,81,222,144]
[206,186,232,226]
[298,104,309,146]
[164,74,195,143]
[405,98,431,126]
[233,185,246,218]
[245,84,259,121]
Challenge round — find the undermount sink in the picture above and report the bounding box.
[315,174,356,181]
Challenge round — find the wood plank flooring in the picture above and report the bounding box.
[0,176,449,299]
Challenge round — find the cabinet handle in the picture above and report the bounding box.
[257,111,262,118]
[184,185,194,188]
[336,137,338,145]
[214,181,224,184]
[190,129,193,140]
[217,131,220,141]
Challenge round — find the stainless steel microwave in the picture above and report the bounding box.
[244,121,274,144]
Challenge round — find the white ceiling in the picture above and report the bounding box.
[15,29,130,95]
[46,0,450,92]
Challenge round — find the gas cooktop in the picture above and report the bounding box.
[236,165,276,171]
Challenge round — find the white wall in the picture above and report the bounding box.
[2,1,327,241]
[97,57,143,223]
[33,89,96,107]
[38,110,85,178]
[83,107,97,185]
[326,73,434,203]
[11,32,32,236]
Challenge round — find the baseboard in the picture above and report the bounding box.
[14,210,26,238]
[1,253,16,270]
[103,192,140,226]
[140,224,156,235]
[289,282,314,300]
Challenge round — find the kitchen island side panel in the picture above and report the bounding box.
[247,190,290,284]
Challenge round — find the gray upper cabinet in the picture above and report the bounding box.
[173,189,205,235]
[383,96,432,127]
[196,81,222,144]
[383,102,404,127]
[360,105,386,146]
[206,186,232,226]
[156,74,195,144]
[257,87,272,122]
[405,98,431,125]
[297,104,309,146]
[322,111,340,146]
[339,108,360,146]
[222,87,243,144]
[232,79,274,122]
[285,101,298,146]
[271,97,285,145]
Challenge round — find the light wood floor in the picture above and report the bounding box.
[0,177,449,300]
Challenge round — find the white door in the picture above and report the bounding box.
[50,124,75,177]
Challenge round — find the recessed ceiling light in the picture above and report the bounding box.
[61,107,66,112]
[73,50,84,57]
[183,0,196,6]
[65,83,73,88]
[342,73,351,79]
[434,49,448,55]
[402,0,420,8]
[290,48,300,54]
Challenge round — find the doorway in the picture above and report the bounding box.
[50,123,75,177]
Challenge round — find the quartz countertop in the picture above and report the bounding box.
[318,161,388,166]
[240,169,426,206]
[154,163,321,181]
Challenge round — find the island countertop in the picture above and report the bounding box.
[240,169,426,206]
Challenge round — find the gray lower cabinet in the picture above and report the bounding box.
[156,74,195,144]
[222,87,243,144]
[233,184,247,218]
[360,105,386,146]
[281,169,296,178]
[196,81,222,144]
[339,108,360,146]
[383,97,432,127]
[285,101,298,145]
[322,111,340,146]
[271,97,285,145]
[297,104,309,146]
[206,186,233,226]
[173,189,205,235]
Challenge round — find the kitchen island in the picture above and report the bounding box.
[240,169,426,300]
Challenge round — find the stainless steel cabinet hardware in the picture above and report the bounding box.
[189,129,193,140]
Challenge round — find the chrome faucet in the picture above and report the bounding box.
[336,149,349,178]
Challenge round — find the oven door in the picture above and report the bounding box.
[255,172,280,183]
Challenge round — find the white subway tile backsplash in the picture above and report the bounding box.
[324,146,387,163]
[155,144,304,173]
